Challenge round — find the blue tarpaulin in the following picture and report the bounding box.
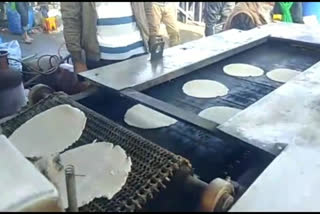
[6,3,34,35]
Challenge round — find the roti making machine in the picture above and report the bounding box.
[1,22,320,212]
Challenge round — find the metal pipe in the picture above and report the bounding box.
[65,165,79,212]
[22,54,37,62]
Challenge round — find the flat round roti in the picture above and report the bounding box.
[223,63,264,77]
[124,104,177,129]
[199,106,242,124]
[9,105,87,158]
[266,68,300,83]
[182,79,229,98]
[52,142,132,209]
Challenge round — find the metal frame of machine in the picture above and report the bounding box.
[223,56,320,212]
[0,92,243,212]
[77,23,320,211]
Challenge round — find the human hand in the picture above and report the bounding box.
[74,62,88,73]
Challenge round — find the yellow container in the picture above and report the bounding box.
[44,17,57,32]
[273,14,282,21]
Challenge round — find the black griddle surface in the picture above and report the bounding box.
[143,40,320,113]
[80,39,320,187]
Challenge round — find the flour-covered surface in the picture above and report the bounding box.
[8,105,87,158]
[51,142,132,209]
[230,145,320,211]
[259,22,320,45]
[219,62,320,211]
[219,62,320,146]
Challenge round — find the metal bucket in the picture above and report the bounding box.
[0,50,9,72]
[0,61,27,119]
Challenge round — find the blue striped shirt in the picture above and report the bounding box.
[95,2,146,61]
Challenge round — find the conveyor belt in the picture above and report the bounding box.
[0,93,192,212]
[80,90,271,187]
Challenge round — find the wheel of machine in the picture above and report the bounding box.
[199,178,235,212]
[28,84,54,105]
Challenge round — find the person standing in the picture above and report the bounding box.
[0,2,5,21]
[203,2,235,36]
[61,2,150,72]
[224,2,274,31]
[39,2,49,18]
[147,2,180,47]
[16,2,33,44]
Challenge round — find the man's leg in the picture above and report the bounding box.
[205,24,213,37]
[162,4,180,47]
[40,3,49,18]
[178,2,186,22]
[16,2,29,29]
[148,4,163,37]
[0,3,5,21]
[194,2,200,21]
[16,2,32,43]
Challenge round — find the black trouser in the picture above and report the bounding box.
[0,3,5,20]
[86,53,147,70]
[86,58,122,70]
[16,2,29,31]
[205,24,225,37]
[205,25,214,37]
[40,3,49,18]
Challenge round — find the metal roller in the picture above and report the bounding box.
[182,175,236,212]
[65,165,78,212]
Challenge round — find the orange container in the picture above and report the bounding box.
[44,17,57,32]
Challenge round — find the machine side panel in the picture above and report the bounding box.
[221,62,320,211]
